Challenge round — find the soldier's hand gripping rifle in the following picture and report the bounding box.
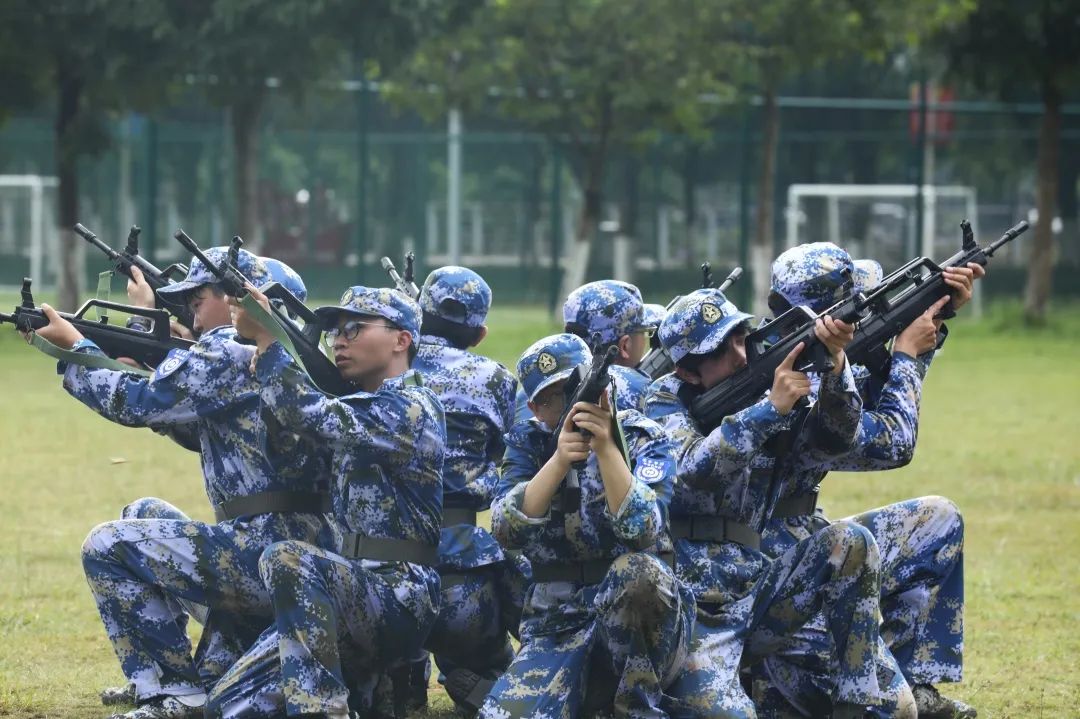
[689,286,870,434]
[637,264,743,380]
[74,223,196,332]
[546,344,621,512]
[380,252,421,300]
[846,219,1030,377]
[0,278,193,368]
[172,230,353,396]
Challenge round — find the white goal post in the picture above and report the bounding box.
[784,183,982,316]
[0,175,60,291]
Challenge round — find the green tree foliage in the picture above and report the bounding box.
[718,0,974,312]
[944,0,1080,323]
[388,0,743,297]
[0,1,179,310]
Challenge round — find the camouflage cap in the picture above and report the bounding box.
[852,258,883,294]
[261,257,308,303]
[517,333,591,402]
[642,303,667,329]
[770,242,855,314]
[658,288,753,364]
[157,246,271,301]
[313,286,421,345]
[562,280,647,346]
[419,265,492,328]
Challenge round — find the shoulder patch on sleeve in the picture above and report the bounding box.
[634,457,666,483]
[153,350,191,380]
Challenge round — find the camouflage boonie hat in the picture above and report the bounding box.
[563,280,648,346]
[770,242,855,314]
[157,246,271,302]
[852,259,883,294]
[313,286,421,345]
[642,303,667,329]
[517,333,591,402]
[261,257,308,303]
[658,288,753,364]
[419,265,492,328]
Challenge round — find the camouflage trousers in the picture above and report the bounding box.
[756,496,964,717]
[205,540,440,718]
[480,552,695,719]
[665,521,884,718]
[81,504,331,703]
[119,498,261,688]
[427,553,531,682]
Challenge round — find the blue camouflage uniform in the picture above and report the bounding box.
[410,266,530,705]
[74,250,336,709]
[206,286,445,718]
[753,243,965,717]
[481,334,695,718]
[642,289,889,717]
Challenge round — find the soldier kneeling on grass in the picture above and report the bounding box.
[480,333,695,717]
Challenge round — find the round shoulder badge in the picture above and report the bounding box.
[701,303,723,324]
[537,351,558,374]
[154,350,190,380]
[340,288,354,306]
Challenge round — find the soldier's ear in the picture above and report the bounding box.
[674,365,703,386]
[470,325,488,348]
[616,334,632,360]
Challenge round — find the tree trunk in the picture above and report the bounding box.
[615,154,639,283]
[751,85,780,316]
[55,65,82,311]
[230,95,263,251]
[1023,82,1061,324]
[558,160,604,305]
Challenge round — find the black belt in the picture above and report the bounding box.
[214,491,330,523]
[340,533,438,566]
[772,491,819,519]
[442,507,478,528]
[670,515,761,551]
[531,552,674,585]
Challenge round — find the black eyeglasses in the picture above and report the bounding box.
[325,319,390,342]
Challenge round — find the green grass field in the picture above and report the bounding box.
[1,300,1078,718]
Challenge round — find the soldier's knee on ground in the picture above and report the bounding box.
[606,552,672,608]
[120,496,175,520]
[81,520,122,563]
[257,540,308,589]
[819,521,879,576]
[920,495,964,539]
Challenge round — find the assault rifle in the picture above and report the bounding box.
[0,278,192,367]
[171,230,353,396]
[74,223,196,332]
[547,344,620,512]
[380,252,420,299]
[637,264,743,379]
[846,219,1030,377]
[689,287,874,434]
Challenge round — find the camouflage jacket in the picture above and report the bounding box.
[413,333,518,570]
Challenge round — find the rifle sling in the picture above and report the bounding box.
[670,515,761,550]
[214,490,330,523]
[340,533,438,567]
[31,333,152,376]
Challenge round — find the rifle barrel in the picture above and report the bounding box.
[74,223,120,260]
[987,220,1030,255]
[719,266,743,292]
